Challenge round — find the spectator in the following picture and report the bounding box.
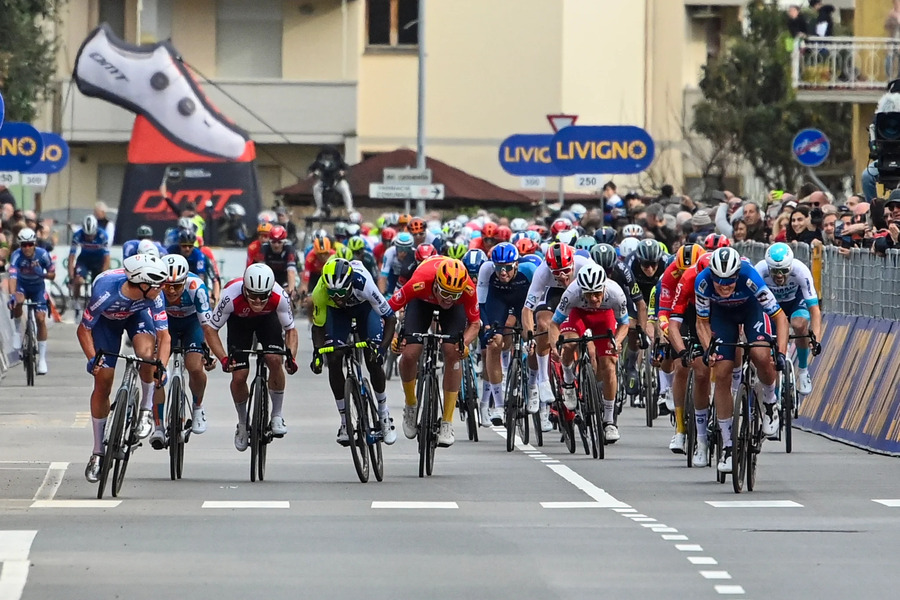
[846,194,862,209]
[800,190,828,209]
[787,5,809,40]
[874,190,900,254]
[822,211,838,245]
[786,206,823,244]
[275,205,298,244]
[834,202,871,252]
[94,201,115,241]
[688,210,716,243]
[732,219,748,243]
[644,202,677,248]
[772,212,792,242]
[602,181,624,213]
[0,185,16,210]
[741,201,769,242]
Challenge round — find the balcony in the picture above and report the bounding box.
[58,78,357,145]
[792,36,899,103]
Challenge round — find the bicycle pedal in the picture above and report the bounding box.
[271,432,285,439]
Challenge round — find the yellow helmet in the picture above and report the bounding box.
[435,258,469,294]
[675,243,703,271]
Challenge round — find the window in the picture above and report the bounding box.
[367,0,418,47]
[216,0,283,78]
[99,0,126,39]
[97,164,126,209]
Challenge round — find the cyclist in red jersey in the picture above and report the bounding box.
[468,222,500,256]
[246,222,273,265]
[388,256,480,447]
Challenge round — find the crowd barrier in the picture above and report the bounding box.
[0,283,19,381]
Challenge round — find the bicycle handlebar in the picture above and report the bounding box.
[94,350,163,369]
[556,329,615,350]
[318,340,371,355]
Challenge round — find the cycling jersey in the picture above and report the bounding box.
[70,228,110,265]
[476,261,535,335]
[259,242,298,285]
[625,253,666,303]
[246,239,265,265]
[694,261,781,319]
[207,279,295,331]
[552,278,628,326]
[8,247,53,286]
[352,250,380,281]
[165,246,210,278]
[670,263,702,323]
[312,260,393,328]
[388,256,480,324]
[518,254,542,268]
[199,246,221,282]
[380,245,416,293]
[303,249,335,284]
[754,260,818,316]
[81,271,168,331]
[523,254,592,311]
[122,239,167,259]
[164,274,212,322]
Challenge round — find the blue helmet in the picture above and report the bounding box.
[765,242,794,270]
[394,231,414,250]
[594,226,617,245]
[462,248,488,275]
[491,242,519,264]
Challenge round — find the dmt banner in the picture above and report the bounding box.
[550,125,654,175]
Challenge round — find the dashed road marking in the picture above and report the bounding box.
[714,584,746,595]
[371,501,457,509]
[30,500,120,508]
[0,530,37,600]
[540,502,605,509]
[689,556,719,565]
[873,499,900,507]
[706,500,802,508]
[72,412,91,428]
[700,571,732,579]
[32,462,68,502]
[202,501,289,509]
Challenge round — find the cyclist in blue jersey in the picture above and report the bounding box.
[7,228,55,374]
[476,242,537,427]
[378,231,416,295]
[167,229,214,290]
[462,248,487,281]
[77,254,171,484]
[695,247,788,474]
[148,254,216,450]
[68,215,110,310]
[123,225,167,259]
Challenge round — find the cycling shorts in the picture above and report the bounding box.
[780,297,810,322]
[167,315,205,353]
[92,311,156,369]
[16,281,48,312]
[326,302,384,346]
[225,311,285,371]
[75,257,104,281]
[402,299,466,345]
[708,303,773,362]
[559,307,618,357]
[534,287,564,313]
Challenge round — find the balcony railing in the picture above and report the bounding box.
[58,78,357,145]
[792,36,900,103]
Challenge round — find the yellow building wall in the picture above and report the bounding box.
[282,0,359,80]
[853,0,887,191]
[171,0,217,77]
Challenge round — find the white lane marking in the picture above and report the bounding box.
[545,464,630,508]
[371,502,457,509]
[676,544,704,552]
[32,463,68,501]
[700,571,732,579]
[0,530,37,600]
[706,500,802,508]
[71,412,91,428]
[613,508,637,513]
[873,499,900,507]
[689,557,719,565]
[651,527,679,533]
[662,534,689,540]
[540,460,560,463]
[714,585,746,595]
[0,532,37,561]
[30,500,120,508]
[626,514,648,518]
[541,502,605,509]
[631,517,657,522]
[202,501,289,509]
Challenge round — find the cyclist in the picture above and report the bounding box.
[68,215,110,310]
[522,242,593,411]
[442,240,468,262]
[415,243,437,263]
[259,225,299,298]
[408,217,435,246]
[78,254,170,483]
[468,222,500,255]
[389,257,481,447]
[310,258,398,445]
[347,235,379,280]
[623,239,665,394]
[755,243,821,395]
[594,226,617,245]
[123,225,166,259]
[203,264,299,451]
[462,248,488,281]
[373,227,395,269]
[7,228,55,373]
[704,233,731,251]
[167,229,220,300]
[379,231,415,294]
[515,238,543,268]
[548,263,629,442]
[246,222,273,265]
[590,243,645,331]
[475,242,537,427]
[696,247,788,474]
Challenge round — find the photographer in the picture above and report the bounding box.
[834,202,874,253]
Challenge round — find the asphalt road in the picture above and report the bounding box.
[0,322,898,600]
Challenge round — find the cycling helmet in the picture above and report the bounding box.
[163,253,190,284]
[348,210,363,224]
[550,218,573,236]
[381,227,397,243]
[136,225,154,239]
[312,236,333,254]
[444,241,468,260]
[622,223,644,238]
[525,229,542,244]
[394,231,414,250]
[270,225,287,241]
[345,223,361,237]
[619,237,640,257]
[257,222,273,235]
[177,229,197,246]
[415,244,437,262]
[397,214,412,228]
[313,228,329,241]
[765,242,794,270]
[635,238,663,264]
[83,215,99,236]
[408,217,427,235]
[491,242,519,264]
[243,263,275,295]
[515,237,538,256]
[482,222,499,239]
[576,263,607,293]
[556,230,578,246]
[322,258,354,291]
[570,203,587,221]
[529,224,549,240]
[704,233,731,250]
[594,226,617,245]
[709,247,742,280]
[590,243,618,271]
[496,225,512,242]
[435,259,470,294]
[17,228,36,244]
[443,220,462,238]
[510,218,528,233]
[696,252,712,273]
[347,236,366,253]
[674,243,703,271]
[124,254,168,286]
[224,203,246,217]
[333,222,348,238]
[137,239,160,257]
[574,235,595,251]
[545,242,575,271]
[334,245,354,260]
[178,217,196,232]
[462,249,487,275]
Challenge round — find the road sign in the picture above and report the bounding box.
[520,176,546,189]
[370,183,445,200]
[0,172,20,186]
[383,168,432,185]
[792,128,830,167]
[550,125,655,175]
[547,114,578,133]
[574,174,601,188]
[410,184,444,200]
[28,133,69,175]
[22,173,47,187]
[498,134,560,176]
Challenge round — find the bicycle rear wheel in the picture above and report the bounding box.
[463,359,479,442]
[168,376,185,481]
[732,386,748,493]
[98,388,128,499]
[112,388,139,497]
[582,368,604,459]
[685,372,696,468]
[363,378,384,482]
[425,375,439,476]
[345,376,370,483]
[418,374,432,478]
[747,395,761,492]
[783,362,795,454]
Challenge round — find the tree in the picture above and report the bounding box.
[0,1,62,123]
[692,0,852,192]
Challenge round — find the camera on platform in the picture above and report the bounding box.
[869,79,900,187]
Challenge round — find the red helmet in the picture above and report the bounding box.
[550,218,573,236]
[696,251,712,273]
[528,224,549,239]
[408,217,427,235]
[381,227,397,243]
[269,225,287,241]
[545,242,575,271]
[415,244,437,262]
[515,237,538,255]
[467,220,483,232]
[704,233,731,250]
[482,222,499,239]
[496,225,512,242]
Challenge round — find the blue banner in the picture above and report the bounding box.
[28,132,70,174]
[498,134,562,176]
[0,91,5,131]
[0,122,44,172]
[550,125,655,175]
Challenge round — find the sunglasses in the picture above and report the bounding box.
[436,287,462,301]
[163,282,185,291]
[550,267,572,277]
[326,287,350,299]
[20,242,35,248]
[771,268,790,277]
[245,292,269,302]
[713,277,737,286]
[640,260,658,269]
[494,263,517,273]
[180,244,194,250]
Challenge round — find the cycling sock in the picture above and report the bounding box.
[675,407,685,434]
[402,379,417,406]
[731,367,742,387]
[140,381,155,410]
[375,391,388,416]
[38,340,47,360]
[443,390,458,422]
[192,394,200,408]
[155,401,165,423]
[491,382,504,408]
[269,389,284,418]
[92,417,107,455]
[501,350,511,372]
[761,380,776,405]
[695,409,709,440]
[482,380,492,407]
[719,418,732,447]
[335,398,346,425]
[602,400,615,424]
[537,353,549,382]
[562,363,575,385]
[235,400,248,425]
[660,370,674,394]
[528,367,538,386]
[797,347,809,369]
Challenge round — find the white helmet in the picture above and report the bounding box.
[619,237,640,257]
[177,217,197,232]
[124,254,168,286]
[83,215,99,236]
[556,230,578,246]
[17,228,36,244]
[576,263,607,293]
[137,239,160,257]
[243,263,275,295]
[709,247,742,280]
[163,254,190,284]
[765,242,794,271]
[570,203,587,220]
[510,218,528,233]
[348,210,363,224]
[622,223,644,238]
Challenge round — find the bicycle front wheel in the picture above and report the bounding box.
[24,318,37,386]
[783,362,795,454]
[685,371,696,468]
[249,380,268,482]
[418,374,432,478]
[98,388,128,499]
[463,359,479,442]
[345,375,370,483]
[582,367,605,460]
[112,388,139,497]
[168,376,186,481]
[363,378,384,482]
[504,358,521,452]
[732,386,748,494]
[425,375,439,477]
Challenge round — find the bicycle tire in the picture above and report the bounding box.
[363,378,384,482]
[249,379,266,482]
[258,383,269,482]
[168,376,185,481]
[505,358,520,452]
[583,367,604,459]
[463,359,479,442]
[418,372,432,478]
[24,313,37,386]
[98,388,128,499]
[531,410,543,447]
[643,360,654,427]
[113,388,139,497]
[747,393,761,492]
[732,385,748,494]
[345,376,370,483]
[49,281,67,316]
[425,374,439,477]
[784,362,795,454]
[685,371,696,468]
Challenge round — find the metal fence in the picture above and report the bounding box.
[734,241,900,321]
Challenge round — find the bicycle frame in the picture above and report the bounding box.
[238,347,292,483]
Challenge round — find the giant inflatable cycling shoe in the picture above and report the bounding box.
[74,24,249,160]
